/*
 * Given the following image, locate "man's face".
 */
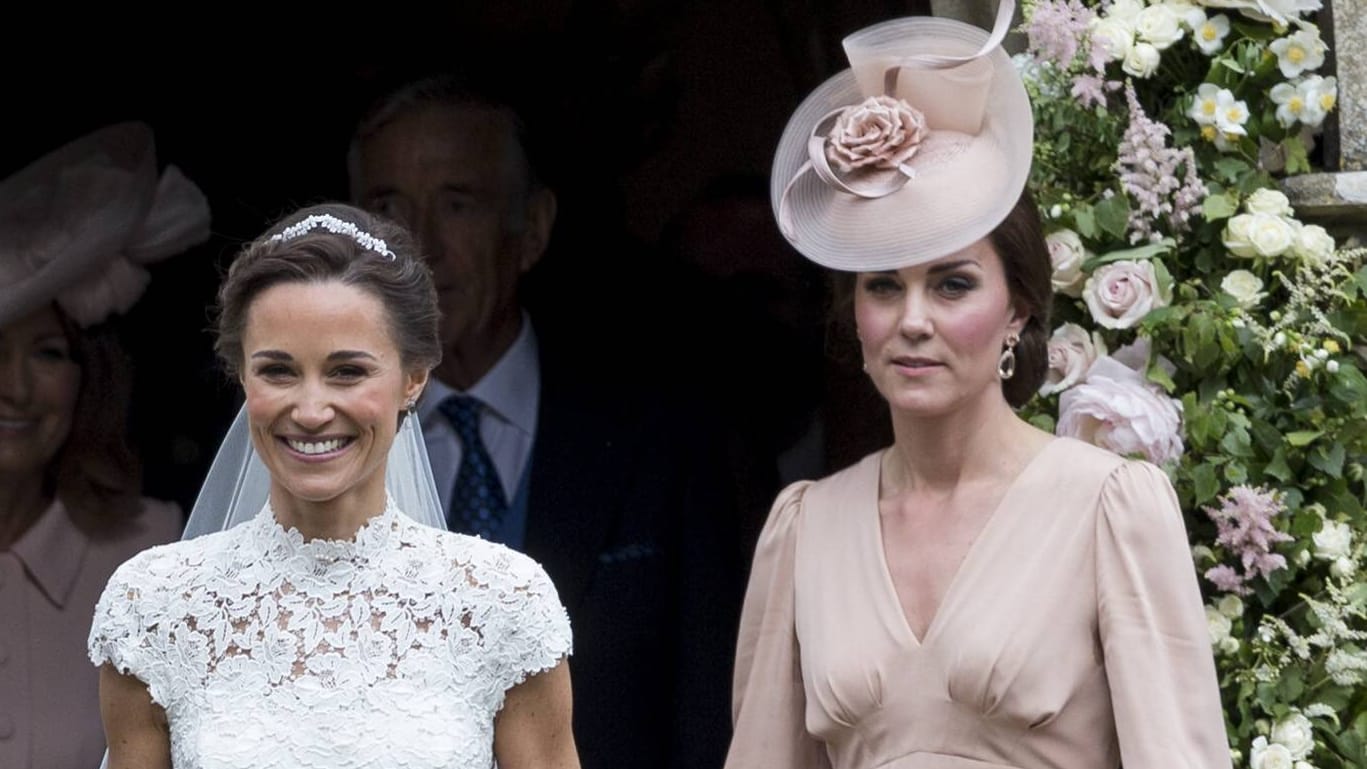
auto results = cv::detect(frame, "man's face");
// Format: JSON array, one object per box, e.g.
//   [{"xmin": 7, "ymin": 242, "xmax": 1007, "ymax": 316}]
[{"xmin": 352, "ymin": 105, "xmax": 538, "ymax": 380}]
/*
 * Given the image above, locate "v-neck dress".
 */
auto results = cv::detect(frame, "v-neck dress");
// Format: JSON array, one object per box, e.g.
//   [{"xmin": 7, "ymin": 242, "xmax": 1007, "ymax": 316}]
[{"xmin": 725, "ymin": 437, "xmax": 1231, "ymax": 769}]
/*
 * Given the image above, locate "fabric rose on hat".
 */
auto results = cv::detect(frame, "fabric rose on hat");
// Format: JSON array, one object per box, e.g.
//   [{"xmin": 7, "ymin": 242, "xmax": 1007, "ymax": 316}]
[
  {"xmin": 826, "ymin": 96, "xmax": 929, "ymax": 173},
  {"xmin": 1056, "ymin": 340, "xmax": 1184, "ymax": 466},
  {"xmin": 1082, "ymin": 258, "xmax": 1168, "ymax": 329}
]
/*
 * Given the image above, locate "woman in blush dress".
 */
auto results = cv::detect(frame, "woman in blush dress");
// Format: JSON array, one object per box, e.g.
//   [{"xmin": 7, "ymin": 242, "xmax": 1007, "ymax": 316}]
[
  {"xmin": 89, "ymin": 202, "xmax": 579, "ymax": 769},
  {"xmin": 724, "ymin": 3, "xmax": 1231, "ymax": 768}
]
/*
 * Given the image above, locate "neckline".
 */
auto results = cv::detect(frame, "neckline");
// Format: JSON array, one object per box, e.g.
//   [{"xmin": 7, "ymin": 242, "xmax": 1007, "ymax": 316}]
[
  {"xmin": 259, "ymin": 496, "xmax": 400, "ymax": 564},
  {"xmin": 870, "ymin": 437, "xmax": 1058, "ymax": 647}
]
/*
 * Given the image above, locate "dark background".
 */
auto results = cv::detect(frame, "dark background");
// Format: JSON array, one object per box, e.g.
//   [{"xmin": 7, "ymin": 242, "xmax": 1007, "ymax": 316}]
[{"xmin": 4, "ymin": 1, "xmax": 931, "ymax": 512}]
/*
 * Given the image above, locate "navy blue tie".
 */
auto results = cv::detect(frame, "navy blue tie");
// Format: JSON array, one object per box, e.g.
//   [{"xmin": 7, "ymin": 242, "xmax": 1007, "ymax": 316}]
[{"xmin": 438, "ymin": 395, "xmax": 508, "ymax": 539}]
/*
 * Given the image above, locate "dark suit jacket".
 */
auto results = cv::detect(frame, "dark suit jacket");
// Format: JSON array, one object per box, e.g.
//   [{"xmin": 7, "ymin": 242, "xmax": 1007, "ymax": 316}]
[{"xmin": 516, "ymin": 344, "xmax": 747, "ymax": 769}]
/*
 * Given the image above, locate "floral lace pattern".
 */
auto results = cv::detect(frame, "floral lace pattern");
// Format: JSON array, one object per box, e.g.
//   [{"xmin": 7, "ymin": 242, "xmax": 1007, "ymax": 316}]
[{"xmin": 88, "ymin": 498, "xmax": 572, "ymax": 769}]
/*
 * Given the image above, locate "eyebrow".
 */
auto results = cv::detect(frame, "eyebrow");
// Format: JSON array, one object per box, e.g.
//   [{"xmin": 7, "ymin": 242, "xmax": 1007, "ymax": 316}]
[
  {"xmin": 249, "ymin": 350, "xmax": 379, "ymax": 362},
  {"xmin": 870, "ymin": 259, "xmax": 981, "ymax": 277}
]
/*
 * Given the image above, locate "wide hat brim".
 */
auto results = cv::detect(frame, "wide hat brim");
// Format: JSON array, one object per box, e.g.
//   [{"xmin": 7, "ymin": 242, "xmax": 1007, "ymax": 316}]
[
  {"xmin": 0, "ymin": 122, "xmax": 159, "ymax": 327},
  {"xmin": 770, "ymin": 16, "xmax": 1033, "ymax": 272}
]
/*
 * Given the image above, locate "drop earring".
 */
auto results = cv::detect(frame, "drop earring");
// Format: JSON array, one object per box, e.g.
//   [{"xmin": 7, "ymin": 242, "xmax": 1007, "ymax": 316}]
[{"xmin": 997, "ymin": 332, "xmax": 1020, "ymax": 380}]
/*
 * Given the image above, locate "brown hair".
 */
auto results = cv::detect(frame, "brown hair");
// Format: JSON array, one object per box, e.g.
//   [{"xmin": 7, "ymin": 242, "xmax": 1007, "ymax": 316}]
[
  {"xmin": 214, "ymin": 202, "xmax": 441, "ymax": 378},
  {"xmin": 51, "ymin": 314, "xmax": 144, "ymax": 534},
  {"xmin": 826, "ymin": 189, "xmax": 1052, "ymax": 408}
]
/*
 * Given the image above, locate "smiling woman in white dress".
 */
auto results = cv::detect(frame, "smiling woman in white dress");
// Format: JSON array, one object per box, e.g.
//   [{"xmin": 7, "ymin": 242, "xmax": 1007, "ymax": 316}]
[{"xmin": 88, "ymin": 202, "xmax": 578, "ymax": 769}]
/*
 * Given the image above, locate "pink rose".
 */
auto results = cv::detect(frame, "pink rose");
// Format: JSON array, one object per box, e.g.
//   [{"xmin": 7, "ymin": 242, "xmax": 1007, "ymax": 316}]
[
  {"xmin": 826, "ymin": 96, "xmax": 929, "ymax": 173},
  {"xmin": 1056, "ymin": 353, "xmax": 1184, "ymax": 466},
  {"xmin": 1082, "ymin": 259, "xmax": 1167, "ymax": 329},
  {"xmin": 1039, "ymin": 323, "xmax": 1107, "ymax": 396}
]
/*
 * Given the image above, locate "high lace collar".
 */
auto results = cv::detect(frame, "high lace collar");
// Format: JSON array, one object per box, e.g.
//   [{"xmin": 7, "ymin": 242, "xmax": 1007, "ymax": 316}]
[{"xmin": 257, "ymin": 495, "xmax": 401, "ymax": 566}]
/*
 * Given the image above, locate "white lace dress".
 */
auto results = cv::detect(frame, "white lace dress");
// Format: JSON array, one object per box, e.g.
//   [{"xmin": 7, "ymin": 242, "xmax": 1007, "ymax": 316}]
[{"xmin": 87, "ymin": 498, "xmax": 572, "ymax": 769}]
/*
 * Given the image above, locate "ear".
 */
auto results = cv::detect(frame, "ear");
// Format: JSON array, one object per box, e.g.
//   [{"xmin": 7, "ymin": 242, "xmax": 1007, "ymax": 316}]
[
  {"xmin": 403, "ymin": 367, "xmax": 430, "ymax": 407},
  {"xmin": 517, "ymin": 187, "xmax": 557, "ymax": 274},
  {"xmin": 1006, "ymin": 297, "xmax": 1030, "ymax": 337}
]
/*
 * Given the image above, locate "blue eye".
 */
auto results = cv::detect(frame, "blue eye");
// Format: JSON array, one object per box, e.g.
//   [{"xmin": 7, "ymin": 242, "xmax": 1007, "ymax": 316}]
[
  {"xmin": 861, "ymin": 276, "xmax": 902, "ymax": 297},
  {"xmin": 938, "ymin": 275, "xmax": 977, "ymax": 296}
]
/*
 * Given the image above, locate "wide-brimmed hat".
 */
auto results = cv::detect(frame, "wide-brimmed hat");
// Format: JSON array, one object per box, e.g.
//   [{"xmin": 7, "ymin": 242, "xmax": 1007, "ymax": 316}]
[
  {"xmin": 771, "ymin": 0, "xmax": 1032, "ymax": 272},
  {"xmin": 0, "ymin": 122, "xmax": 211, "ymax": 328}
]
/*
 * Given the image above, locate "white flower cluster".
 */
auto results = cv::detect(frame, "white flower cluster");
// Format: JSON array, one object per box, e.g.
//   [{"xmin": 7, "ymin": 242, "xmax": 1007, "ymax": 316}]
[
  {"xmin": 1205, "ymin": 594, "xmax": 1244, "ymax": 654},
  {"xmin": 1222, "ymin": 190, "xmax": 1335, "ymax": 264}
]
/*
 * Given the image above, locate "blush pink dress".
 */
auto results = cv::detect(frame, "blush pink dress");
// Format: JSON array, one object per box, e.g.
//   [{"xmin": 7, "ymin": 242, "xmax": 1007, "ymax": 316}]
[{"xmin": 725, "ymin": 437, "xmax": 1232, "ymax": 769}]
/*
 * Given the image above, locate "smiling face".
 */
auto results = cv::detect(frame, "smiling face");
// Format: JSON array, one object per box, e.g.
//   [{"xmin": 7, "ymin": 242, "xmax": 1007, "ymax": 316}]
[
  {"xmin": 240, "ymin": 281, "xmax": 427, "ymax": 514},
  {"xmin": 0, "ymin": 305, "xmax": 81, "ymax": 486},
  {"xmin": 854, "ymin": 238, "xmax": 1025, "ymax": 419}
]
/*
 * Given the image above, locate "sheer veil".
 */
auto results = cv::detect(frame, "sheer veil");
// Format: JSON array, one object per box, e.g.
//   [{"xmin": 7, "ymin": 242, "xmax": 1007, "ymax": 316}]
[
  {"xmin": 182, "ymin": 404, "xmax": 446, "ymax": 536},
  {"xmin": 95, "ymin": 404, "xmax": 444, "ymax": 769}
]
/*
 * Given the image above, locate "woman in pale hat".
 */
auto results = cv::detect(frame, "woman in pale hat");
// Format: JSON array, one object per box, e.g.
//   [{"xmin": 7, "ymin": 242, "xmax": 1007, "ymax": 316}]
[
  {"xmin": 726, "ymin": 3, "xmax": 1230, "ymax": 767},
  {"xmin": 0, "ymin": 122, "xmax": 211, "ymax": 769}
]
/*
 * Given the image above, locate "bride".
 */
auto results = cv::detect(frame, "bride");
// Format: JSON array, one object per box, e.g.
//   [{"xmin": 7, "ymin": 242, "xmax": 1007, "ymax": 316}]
[{"xmin": 88, "ymin": 203, "xmax": 579, "ymax": 769}]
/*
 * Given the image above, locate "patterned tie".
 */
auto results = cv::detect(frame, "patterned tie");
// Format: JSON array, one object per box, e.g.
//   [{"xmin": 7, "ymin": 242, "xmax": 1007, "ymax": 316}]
[{"xmin": 438, "ymin": 395, "xmax": 508, "ymax": 539}]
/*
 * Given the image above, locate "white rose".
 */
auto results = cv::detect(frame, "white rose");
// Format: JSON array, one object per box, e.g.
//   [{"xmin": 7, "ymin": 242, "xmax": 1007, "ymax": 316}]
[
  {"xmin": 1312, "ymin": 519, "xmax": 1352, "ymax": 560},
  {"xmin": 1220, "ymin": 636, "xmax": 1241, "ymax": 655},
  {"xmin": 1221, "ymin": 269, "xmax": 1266, "ymax": 308},
  {"xmin": 1123, "ymin": 41, "xmax": 1163, "ymax": 78},
  {"xmin": 1039, "ymin": 323, "xmax": 1106, "ymax": 396},
  {"xmin": 1056, "ymin": 355, "xmax": 1185, "ymax": 466},
  {"xmin": 1248, "ymin": 213, "xmax": 1295, "ymax": 257},
  {"xmin": 1218, "ymin": 593, "xmax": 1245, "ymax": 618},
  {"xmin": 1083, "ymin": 259, "xmax": 1166, "ymax": 329},
  {"xmin": 1046, "ymin": 228, "xmax": 1090, "ymax": 296},
  {"xmin": 1293, "ymin": 222, "xmax": 1336, "ymax": 265},
  {"xmin": 1206, "ymin": 606, "xmax": 1232, "ymax": 645},
  {"xmin": 1223, "ymin": 213, "xmax": 1258, "ymax": 257},
  {"xmin": 1251, "ymin": 736, "xmax": 1296, "ymax": 769},
  {"xmin": 1137, "ymin": 3, "xmax": 1186, "ymax": 48},
  {"xmin": 1330, "ymin": 557, "xmax": 1357, "ymax": 579},
  {"xmin": 1270, "ymin": 713, "xmax": 1315, "ymax": 760},
  {"xmin": 1091, "ymin": 17, "xmax": 1136, "ymax": 61},
  {"xmin": 1246, "ymin": 188, "xmax": 1295, "ymax": 217}
]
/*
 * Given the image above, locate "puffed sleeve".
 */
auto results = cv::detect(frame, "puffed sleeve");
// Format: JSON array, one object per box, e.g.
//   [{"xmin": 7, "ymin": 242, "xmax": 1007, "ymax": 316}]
[
  {"xmin": 495, "ymin": 550, "xmax": 573, "ymax": 693},
  {"xmin": 725, "ymin": 481, "xmax": 830, "ymax": 769},
  {"xmin": 1096, "ymin": 460, "xmax": 1232, "ymax": 768}
]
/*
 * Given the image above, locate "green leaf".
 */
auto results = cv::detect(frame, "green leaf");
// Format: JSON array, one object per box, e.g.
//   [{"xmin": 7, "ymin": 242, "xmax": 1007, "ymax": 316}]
[
  {"xmin": 1214, "ymin": 157, "xmax": 1251, "ymax": 183},
  {"xmin": 1263, "ymin": 448, "xmax": 1293, "ymax": 482},
  {"xmin": 1284, "ymin": 430, "xmax": 1322, "ymax": 447},
  {"xmin": 1309, "ymin": 442, "xmax": 1346, "ymax": 478},
  {"xmin": 1201, "ymin": 192, "xmax": 1239, "ymax": 221},
  {"xmin": 1283, "ymin": 135, "xmax": 1310, "ymax": 175},
  {"xmin": 1094, "ymin": 194, "xmax": 1131, "ymax": 240},
  {"xmin": 1072, "ymin": 205, "xmax": 1098, "ymax": 240},
  {"xmin": 1084, "ymin": 239, "xmax": 1176, "ymax": 268},
  {"xmin": 1193, "ymin": 462, "xmax": 1221, "ymax": 504}
]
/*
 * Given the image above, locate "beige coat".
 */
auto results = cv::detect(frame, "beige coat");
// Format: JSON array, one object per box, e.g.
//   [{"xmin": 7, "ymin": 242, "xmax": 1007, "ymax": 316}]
[
  {"xmin": 726, "ymin": 437, "xmax": 1231, "ymax": 769},
  {"xmin": 0, "ymin": 497, "xmax": 180, "ymax": 769}
]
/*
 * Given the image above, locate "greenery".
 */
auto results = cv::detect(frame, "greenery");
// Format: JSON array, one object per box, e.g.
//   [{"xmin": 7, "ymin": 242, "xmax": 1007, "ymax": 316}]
[{"xmin": 1020, "ymin": 1, "xmax": 1366, "ymax": 766}]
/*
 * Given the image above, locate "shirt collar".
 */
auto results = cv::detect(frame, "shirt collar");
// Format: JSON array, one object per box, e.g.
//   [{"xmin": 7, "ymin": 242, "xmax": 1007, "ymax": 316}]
[
  {"xmin": 11, "ymin": 498, "xmax": 88, "ymax": 608},
  {"xmin": 420, "ymin": 310, "xmax": 540, "ymax": 436}
]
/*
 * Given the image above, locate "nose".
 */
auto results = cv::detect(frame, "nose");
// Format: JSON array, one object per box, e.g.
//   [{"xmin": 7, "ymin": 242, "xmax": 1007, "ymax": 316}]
[
  {"xmin": 897, "ymin": 292, "xmax": 934, "ymax": 340},
  {"xmin": 290, "ymin": 381, "xmax": 335, "ymax": 429},
  {"xmin": 0, "ymin": 352, "xmax": 32, "ymax": 406}
]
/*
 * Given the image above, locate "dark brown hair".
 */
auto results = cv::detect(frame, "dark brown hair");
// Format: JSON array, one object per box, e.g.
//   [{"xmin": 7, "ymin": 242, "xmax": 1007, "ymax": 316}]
[
  {"xmin": 214, "ymin": 202, "xmax": 442, "ymax": 378},
  {"xmin": 826, "ymin": 188, "xmax": 1052, "ymax": 408},
  {"xmin": 51, "ymin": 313, "xmax": 144, "ymax": 534}
]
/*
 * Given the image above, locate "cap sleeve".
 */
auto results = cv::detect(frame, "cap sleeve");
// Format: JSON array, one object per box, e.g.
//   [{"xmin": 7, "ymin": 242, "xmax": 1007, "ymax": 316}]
[
  {"xmin": 87, "ymin": 550, "xmax": 169, "ymax": 703},
  {"xmin": 1095, "ymin": 460, "xmax": 1232, "ymax": 769},
  {"xmin": 725, "ymin": 480, "xmax": 830, "ymax": 769},
  {"xmin": 491, "ymin": 550, "xmax": 573, "ymax": 694}
]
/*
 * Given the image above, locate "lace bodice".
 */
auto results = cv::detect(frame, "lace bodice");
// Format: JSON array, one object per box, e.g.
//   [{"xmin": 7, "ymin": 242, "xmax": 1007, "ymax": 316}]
[{"xmin": 88, "ymin": 498, "xmax": 572, "ymax": 769}]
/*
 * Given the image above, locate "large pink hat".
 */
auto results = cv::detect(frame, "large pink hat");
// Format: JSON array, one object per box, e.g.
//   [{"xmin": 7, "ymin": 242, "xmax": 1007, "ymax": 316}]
[
  {"xmin": 0, "ymin": 122, "xmax": 211, "ymax": 328},
  {"xmin": 771, "ymin": 0, "xmax": 1033, "ymax": 272}
]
